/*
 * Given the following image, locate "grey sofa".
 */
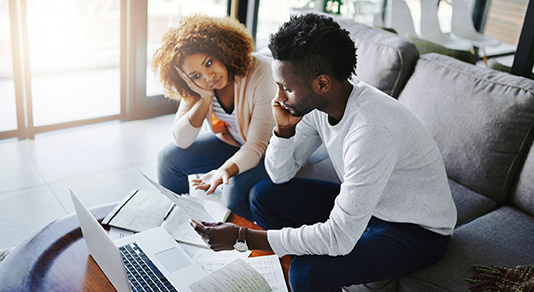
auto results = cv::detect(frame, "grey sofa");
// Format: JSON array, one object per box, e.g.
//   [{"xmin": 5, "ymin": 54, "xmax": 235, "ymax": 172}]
[{"xmin": 296, "ymin": 15, "xmax": 534, "ymax": 291}]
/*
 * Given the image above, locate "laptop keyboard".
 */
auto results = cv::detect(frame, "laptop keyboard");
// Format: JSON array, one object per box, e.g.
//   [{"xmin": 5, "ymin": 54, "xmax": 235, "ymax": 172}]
[{"xmin": 119, "ymin": 242, "xmax": 177, "ymax": 292}]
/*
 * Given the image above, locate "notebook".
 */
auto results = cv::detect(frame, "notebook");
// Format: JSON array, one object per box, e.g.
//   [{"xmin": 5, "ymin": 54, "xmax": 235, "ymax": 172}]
[{"xmin": 70, "ymin": 189, "xmax": 207, "ymax": 292}]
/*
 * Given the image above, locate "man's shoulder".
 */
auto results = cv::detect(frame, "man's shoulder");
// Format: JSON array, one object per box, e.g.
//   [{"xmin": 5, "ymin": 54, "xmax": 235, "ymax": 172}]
[{"xmin": 350, "ymin": 79, "xmax": 397, "ymax": 104}]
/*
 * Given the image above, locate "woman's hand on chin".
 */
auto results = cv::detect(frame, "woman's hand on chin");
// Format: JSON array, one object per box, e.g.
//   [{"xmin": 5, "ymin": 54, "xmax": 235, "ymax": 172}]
[{"xmin": 176, "ymin": 66, "xmax": 214, "ymax": 100}]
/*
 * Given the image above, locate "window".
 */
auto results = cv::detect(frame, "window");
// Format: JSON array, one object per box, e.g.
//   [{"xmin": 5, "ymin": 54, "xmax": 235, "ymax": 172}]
[
  {"xmin": 1, "ymin": 0, "xmax": 230, "ymax": 139},
  {"xmin": 254, "ymin": 0, "xmax": 292, "ymax": 51},
  {"xmin": 484, "ymin": 0, "xmax": 528, "ymax": 45},
  {"xmin": 26, "ymin": 0, "xmax": 121, "ymax": 126},
  {"xmin": 0, "ymin": 0, "xmax": 17, "ymax": 132}
]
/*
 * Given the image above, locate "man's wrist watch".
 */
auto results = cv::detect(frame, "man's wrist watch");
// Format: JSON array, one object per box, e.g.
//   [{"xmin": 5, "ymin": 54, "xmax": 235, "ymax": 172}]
[{"xmin": 233, "ymin": 227, "xmax": 248, "ymax": 252}]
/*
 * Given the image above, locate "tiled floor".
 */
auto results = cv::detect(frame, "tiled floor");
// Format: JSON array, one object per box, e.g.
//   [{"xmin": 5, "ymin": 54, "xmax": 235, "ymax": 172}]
[{"xmin": 0, "ymin": 114, "xmax": 175, "ymax": 250}]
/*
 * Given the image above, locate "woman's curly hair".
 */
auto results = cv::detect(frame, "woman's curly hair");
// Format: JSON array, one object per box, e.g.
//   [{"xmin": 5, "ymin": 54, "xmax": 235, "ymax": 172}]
[{"xmin": 152, "ymin": 14, "xmax": 255, "ymax": 100}]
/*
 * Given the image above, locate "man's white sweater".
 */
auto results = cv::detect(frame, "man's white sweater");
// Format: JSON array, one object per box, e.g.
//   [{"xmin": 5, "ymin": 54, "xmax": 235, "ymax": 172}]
[{"xmin": 265, "ymin": 79, "xmax": 457, "ymax": 257}]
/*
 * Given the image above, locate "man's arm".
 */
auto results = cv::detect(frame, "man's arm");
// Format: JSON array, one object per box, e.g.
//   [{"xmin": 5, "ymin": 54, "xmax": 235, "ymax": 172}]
[
  {"xmin": 266, "ymin": 100, "xmax": 322, "ymax": 183},
  {"xmin": 267, "ymin": 127, "xmax": 398, "ymax": 256}
]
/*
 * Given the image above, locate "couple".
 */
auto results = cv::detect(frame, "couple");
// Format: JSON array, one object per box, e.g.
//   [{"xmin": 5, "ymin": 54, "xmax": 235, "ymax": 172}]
[{"xmin": 152, "ymin": 13, "xmax": 457, "ymax": 292}]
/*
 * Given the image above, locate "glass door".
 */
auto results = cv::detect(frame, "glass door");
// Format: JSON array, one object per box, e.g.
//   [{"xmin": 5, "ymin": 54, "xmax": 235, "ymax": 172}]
[
  {"xmin": 26, "ymin": 0, "xmax": 121, "ymax": 127},
  {"xmin": 0, "ymin": 0, "xmax": 232, "ymax": 140},
  {"xmin": 0, "ymin": 0, "xmax": 18, "ymax": 136}
]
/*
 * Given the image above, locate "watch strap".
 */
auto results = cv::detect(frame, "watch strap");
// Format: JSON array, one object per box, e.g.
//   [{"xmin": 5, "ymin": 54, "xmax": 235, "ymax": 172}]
[{"xmin": 237, "ymin": 227, "xmax": 248, "ymax": 243}]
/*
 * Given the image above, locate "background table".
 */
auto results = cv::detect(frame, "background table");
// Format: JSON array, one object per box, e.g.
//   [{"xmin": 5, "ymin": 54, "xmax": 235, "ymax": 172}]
[{"xmin": 0, "ymin": 203, "xmax": 291, "ymax": 291}]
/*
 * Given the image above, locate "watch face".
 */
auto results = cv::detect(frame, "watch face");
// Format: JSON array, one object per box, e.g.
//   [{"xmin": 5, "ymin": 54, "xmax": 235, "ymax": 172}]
[{"xmin": 234, "ymin": 241, "xmax": 248, "ymax": 252}]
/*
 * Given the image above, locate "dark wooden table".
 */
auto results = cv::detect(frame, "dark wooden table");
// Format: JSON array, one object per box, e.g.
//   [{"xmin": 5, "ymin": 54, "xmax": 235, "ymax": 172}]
[{"xmin": 0, "ymin": 203, "xmax": 291, "ymax": 292}]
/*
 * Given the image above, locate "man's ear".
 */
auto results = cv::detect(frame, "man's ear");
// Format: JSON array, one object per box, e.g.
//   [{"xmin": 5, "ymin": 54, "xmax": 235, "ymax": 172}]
[{"xmin": 312, "ymin": 74, "xmax": 331, "ymax": 94}]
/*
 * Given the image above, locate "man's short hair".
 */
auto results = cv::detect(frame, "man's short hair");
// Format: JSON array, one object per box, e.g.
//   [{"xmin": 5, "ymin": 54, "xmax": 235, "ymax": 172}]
[{"xmin": 268, "ymin": 13, "xmax": 357, "ymax": 82}]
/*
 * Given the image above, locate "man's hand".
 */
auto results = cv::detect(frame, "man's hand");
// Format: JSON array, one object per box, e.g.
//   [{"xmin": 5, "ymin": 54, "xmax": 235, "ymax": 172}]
[
  {"xmin": 191, "ymin": 168, "xmax": 230, "ymax": 195},
  {"xmin": 190, "ymin": 220, "xmax": 239, "ymax": 251},
  {"xmin": 272, "ymin": 99, "xmax": 303, "ymax": 138}
]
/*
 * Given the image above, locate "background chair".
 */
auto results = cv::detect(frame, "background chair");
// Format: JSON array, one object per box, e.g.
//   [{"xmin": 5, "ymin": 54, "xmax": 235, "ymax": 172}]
[
  {"xmin": 420, "ymin": 0, "xmax": 473, "ymax": 50},
  {"xmin": 389, "ymin": 0, "xmax": 419, "ymax": 39},
  {"xmin": 451, "ymin": 0, "xmax": 500, "ymax": 47},
  {"xmin": 386, "ymin": 0, "xmax": 476, "ymax": 64}
]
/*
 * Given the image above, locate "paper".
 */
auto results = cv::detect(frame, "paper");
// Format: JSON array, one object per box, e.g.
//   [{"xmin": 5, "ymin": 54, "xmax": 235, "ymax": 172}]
[
  {"xmin": 103, "ymin": 190, "xmax": 171, "ymax": 232},
  {"xmin": 162, "ymin": 205, "xmax": 209, "ymax": 248},
  {"xmin": 246, "ymin": 256, "xmax": 288, "ymax": 292},
  {"xmin": 103, "ymin": 186, "xmax": 230, "ymax": 247},
  {"xmin": 178, "ymin": 242, "xmax": 252, "ymax": 273},
  {"xmin": 140, "ymin": 171, "xmax": 217, "ymax": 222},
  {"xmin": 195, "ymin": 255, "xmax": 288, "ymax": 292},
  {"xmin": 180, "ymin": 244, "xmax": 287, "ymax": 292},
  {"xmin": 139, "ymin": 171, "xmax": 185, "ymax": 201},
  {"xmin": 190, "ymin": 259, "xmax": 272, "ymax": 292}
]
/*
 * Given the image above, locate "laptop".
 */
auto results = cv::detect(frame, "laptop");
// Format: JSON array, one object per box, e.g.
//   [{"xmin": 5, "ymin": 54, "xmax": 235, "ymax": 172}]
[{"xmin": 70, "ymin": 189, "xmax": 207, "ymax": 292}]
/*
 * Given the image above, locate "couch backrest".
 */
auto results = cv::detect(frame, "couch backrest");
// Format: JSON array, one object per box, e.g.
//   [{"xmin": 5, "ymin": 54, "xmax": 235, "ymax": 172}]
[
  {"xmin": 511, "ymin": 140, "xmax": 534, "ymax": 216},
  {"xmin": 398, "ymin": 53, "xmax": 534, "ymax": 203},
  {"xmin": 327, "ymin": 15, "xmax": 419, "ymax": 98}
]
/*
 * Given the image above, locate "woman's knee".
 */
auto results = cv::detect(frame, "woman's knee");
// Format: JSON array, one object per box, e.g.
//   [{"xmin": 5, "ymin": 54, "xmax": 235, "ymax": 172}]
[
  {"xmin": 158, "ymin": 143, "xmax": 182, "ymax": 171},
  {"xmin": 219, "ymin": 182, "xmax": 251, "ymax": 218}
]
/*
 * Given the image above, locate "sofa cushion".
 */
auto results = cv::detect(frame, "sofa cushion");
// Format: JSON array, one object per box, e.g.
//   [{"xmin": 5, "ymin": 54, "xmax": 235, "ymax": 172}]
[
  {"xmin": 399, "ymin": 206, "xmax": 534, "ymax": 291},
  {"xmin": 448, "ymin": 179, "xmax": 497, "ymax": 227},
  {"xmin": 398, "ymin": 53, "xmax": 534, "ymax": 203},
  {"xmin": 511, "ymin": 141, "xmax": 534, "ymax": 216},
  {"xmin": 329, "ymin": 15, "xmax": 419, "ymax": 98}
]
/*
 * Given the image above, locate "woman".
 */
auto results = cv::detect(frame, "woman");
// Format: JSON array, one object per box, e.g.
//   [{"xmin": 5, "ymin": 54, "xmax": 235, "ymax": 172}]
[{"xmin": 152, "ymin": 14, "xmax": 275, "ymax": 221}]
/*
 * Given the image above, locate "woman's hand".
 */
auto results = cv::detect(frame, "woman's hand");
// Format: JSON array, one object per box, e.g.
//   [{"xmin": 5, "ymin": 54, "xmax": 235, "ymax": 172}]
[
  {"xmin": 190, "ymin": 220, "xmax": 239, "ymax": 251},
  {"xmin": 176, "ymin": 67, "xmax": 213, "ymax": 100},
  {"xmin": 191, "ymin": 168, "xmax": 231, "ymax": 195}
]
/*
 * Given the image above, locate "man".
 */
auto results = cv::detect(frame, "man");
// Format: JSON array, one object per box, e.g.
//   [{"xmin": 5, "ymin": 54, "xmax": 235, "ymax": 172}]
[{"xmin": 192, "ymin": 13, "xmax": 457, "ymax": 291}]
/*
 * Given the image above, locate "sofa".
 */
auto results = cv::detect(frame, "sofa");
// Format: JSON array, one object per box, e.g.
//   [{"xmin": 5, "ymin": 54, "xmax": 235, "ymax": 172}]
[{"xmin": 295, "ymin": 14, "xmax": 534, "ymax": 291}]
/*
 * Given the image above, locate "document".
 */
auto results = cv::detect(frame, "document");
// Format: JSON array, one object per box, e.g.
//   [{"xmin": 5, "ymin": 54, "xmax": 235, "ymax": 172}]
[
  {"xmin": 246, "ymin": 256, "xmax": 288, "ymax": 292},
  {"xmin": 179, "ymin": 242, "xmax": 252, "ymax": 267},
  {"xmin": 190, "ymin": 259, "xmax": 272, "ymax": 292},
  {"xmin": 140, "ymin": 172, "xmax": 215, "ymax": 222},
  {"xmin": 103, "ymin": 188, "xmax": 230, "ymax": 248},
  {"xmin": 179, "ymin": 243, "xmax": 287, "ymax": 292}
]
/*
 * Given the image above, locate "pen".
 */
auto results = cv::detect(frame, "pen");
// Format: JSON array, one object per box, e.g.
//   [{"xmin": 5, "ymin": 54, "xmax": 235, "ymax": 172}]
[{"xmin": 162, "ymin": 204, "xmax": 176, "ymax": 221}]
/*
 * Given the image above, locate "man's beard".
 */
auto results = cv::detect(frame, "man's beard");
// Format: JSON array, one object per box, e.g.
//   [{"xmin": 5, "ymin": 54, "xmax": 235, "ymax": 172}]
[{"xmin": 286, "ymin": 93, "xmax": 322, "ymax": 117}]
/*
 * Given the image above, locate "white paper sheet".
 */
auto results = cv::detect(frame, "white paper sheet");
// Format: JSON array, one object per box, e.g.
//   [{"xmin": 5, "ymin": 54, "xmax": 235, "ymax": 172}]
[
  {"xmin": 246, "ymin": 255, "xmax": 288, "ymax": 292},
  {"xmin": 190, "ymin": 259, "xmax": 272, "ymax": 292},
  {"xmin": 141, "ymin": 171, "xmax": 217, "ymax": 222}
]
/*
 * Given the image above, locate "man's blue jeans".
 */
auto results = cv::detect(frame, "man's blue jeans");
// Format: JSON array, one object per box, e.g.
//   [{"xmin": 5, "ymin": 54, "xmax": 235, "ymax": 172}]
[
  {"xmin": 158, "ymin": 132, "xmax": 268, "ymax": 221},
  {"xmin": 250, "ymin": 178, "xmax": 450, "ymax": 292}
]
